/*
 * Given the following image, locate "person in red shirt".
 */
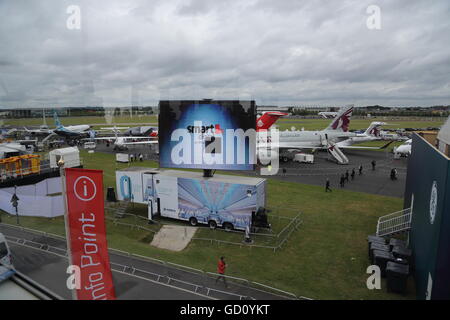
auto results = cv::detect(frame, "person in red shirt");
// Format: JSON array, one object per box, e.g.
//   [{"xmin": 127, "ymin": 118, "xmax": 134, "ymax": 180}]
[{"xmin": 215, "ymin": 256, "xmax": 228, "ymax": 288}]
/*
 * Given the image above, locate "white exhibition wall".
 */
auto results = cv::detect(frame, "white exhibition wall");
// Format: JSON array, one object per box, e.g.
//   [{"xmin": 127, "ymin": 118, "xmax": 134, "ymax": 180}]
[{"xmin": 0, "ymin": 177, "xmax": 64, "ymax": 217}]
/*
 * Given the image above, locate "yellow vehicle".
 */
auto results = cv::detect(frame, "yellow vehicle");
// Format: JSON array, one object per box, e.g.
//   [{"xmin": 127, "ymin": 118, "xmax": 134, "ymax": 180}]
[{"xmin": 0, "ymin": 154, "xmax": 40, "ymax": 178}]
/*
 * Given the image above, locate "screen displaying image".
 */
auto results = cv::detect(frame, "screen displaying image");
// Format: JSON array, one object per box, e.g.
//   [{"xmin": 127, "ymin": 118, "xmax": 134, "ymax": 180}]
[{"xmin": 158, "ymin": 100, "xmax": 256, "ymax": 170}]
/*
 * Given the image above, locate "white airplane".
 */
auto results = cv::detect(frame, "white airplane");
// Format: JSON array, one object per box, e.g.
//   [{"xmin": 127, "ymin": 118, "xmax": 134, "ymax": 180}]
[
  {"xmin": 22, "ymin": 125, "xmax": 53, "ymax": 136},
  {"xmin": 19, "ymin": 111, "xmax": 53, "ymax": 136},
  {"xmin": 83, "ymin": 134, "xmax": 158, "ymax": 151},
  {"xmin": 393, "ymin": 139, "xmax": 412, "ymax": 157},
  {"xmin": 318, "ymin": 111, "xmax": 338, "ymax": 119},
  {"xmin": 112, "ymin": 136, "xmax": 158, "ymax": 150},
  {"xmin": 98, "ymin": 126, "xmax": 130, "ymax": 134},
  {"xmin": 52, "ymin": 111, "xmax": 92, "ymax": 138},
  {"xmin": 335, "ymin": 122, "xmax": 394, "ymax": 148},
  {"xmin": 259, "ymin": 105, "xmax": 393, "ymax": 164}
]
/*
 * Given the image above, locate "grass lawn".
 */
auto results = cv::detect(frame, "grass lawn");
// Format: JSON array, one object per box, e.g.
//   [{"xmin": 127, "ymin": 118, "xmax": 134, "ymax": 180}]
[
  {"xmin": 4, "ymin": 115, "xmax": 443, "ymax": 132},
  {"xmin": 0, "ymin": 150, "xmax": 414, "ymax": 299},
  {"xmin": 3, "ymin": 115, "xmax": 158, "ymax": 127},
  {"xmin": 276, "ymin": 118, "xmax": 444, "ymax": 131}
]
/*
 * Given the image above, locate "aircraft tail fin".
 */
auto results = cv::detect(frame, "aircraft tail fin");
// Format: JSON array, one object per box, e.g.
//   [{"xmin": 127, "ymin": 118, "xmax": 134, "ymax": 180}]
[
  {"xmin": 364, "ymin": 122, "xmax": 386, "ymax": 137},
  {"xmin": 53, "ymin": 110, "xmax": 62, "ymax": 128},
  {"xmin": 256, "ymin": 111, "xmax": 288, "ymax": 130},
  {"xmin": 324, "ymin": 105, "xmax": 354, "ymax": 132}
]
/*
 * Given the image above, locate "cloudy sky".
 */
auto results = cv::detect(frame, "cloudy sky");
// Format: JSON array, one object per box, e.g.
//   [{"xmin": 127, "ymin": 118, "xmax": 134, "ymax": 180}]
[{"xmin": 0, "ymin": 0, "xmax": 449, "ymax": 108}]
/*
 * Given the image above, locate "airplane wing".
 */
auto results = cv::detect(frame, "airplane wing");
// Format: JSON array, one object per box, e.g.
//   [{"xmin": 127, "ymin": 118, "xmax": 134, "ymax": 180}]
[
  {"xmin": 99, "ymin": 127, "xmax": 130, "ymax": 132},
  {"xmin": 119, "ymin": 140, "xmax": 158, "ymax": 145},
  {"xmin": 337, "ymin": 141, "xmax": 394, "ymax": 150},
  {"xmin": 259, "ymin": 143, "xmax": 322, "ymax": 150},
  {"xmin": 81, "ymin": 137, "xmax": 116, "ymax": 141}
]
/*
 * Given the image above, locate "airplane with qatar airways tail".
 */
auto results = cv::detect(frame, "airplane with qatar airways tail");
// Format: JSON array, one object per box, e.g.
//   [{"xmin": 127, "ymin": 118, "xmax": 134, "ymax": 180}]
[{"xmin": 257, "ymin": 105, "xmax": 394, "ymax": 164}]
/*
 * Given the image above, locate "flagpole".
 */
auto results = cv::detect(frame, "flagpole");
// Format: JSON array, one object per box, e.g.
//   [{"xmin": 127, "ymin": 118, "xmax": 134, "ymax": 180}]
[{"xmin": 60, "ymin": 159, "xmax": 77, "ymax": 300}]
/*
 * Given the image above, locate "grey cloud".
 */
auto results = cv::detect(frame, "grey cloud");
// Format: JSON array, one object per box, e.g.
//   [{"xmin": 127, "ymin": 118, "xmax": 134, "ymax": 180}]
[{"xmin": 0, "ymin": 0, "xmax": 449, "ymax": 108}]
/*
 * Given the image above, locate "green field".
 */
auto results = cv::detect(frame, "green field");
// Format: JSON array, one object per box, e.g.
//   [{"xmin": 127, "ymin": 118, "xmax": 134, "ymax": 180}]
[
  {"xmin": 2, "ymin": 115, "xmax": 158, "ymax": 127},
  {"xmin": 276, "ymin": 117, "xmax": 444, "ymax": 131},
  {"xmin": 0, "ymin": 150, "xmax": 415, "ymax": 299},
  {"xmin": 3, "ymin": 115, "xmax": 444, "ymax": 132}
]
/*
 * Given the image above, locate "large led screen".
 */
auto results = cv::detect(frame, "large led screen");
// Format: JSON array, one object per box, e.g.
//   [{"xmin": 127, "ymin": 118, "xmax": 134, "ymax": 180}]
[{"xmin": 158, "ymin": 100, "xmax": 256, "ymax": 170}]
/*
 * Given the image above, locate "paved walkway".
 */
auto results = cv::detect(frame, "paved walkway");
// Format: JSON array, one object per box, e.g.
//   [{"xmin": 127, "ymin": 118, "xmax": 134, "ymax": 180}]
[
  {"xmin": 0, "ymin": 224, "xmax": 297, "ymax": 300},
  {"xmin": 151, "ymin": 225, "xmax": 197, "ymax": 251}
]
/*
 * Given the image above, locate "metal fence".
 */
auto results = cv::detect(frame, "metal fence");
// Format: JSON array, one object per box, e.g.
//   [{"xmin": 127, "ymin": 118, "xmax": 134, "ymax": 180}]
[
  {"xmin": 0, "ymin": 222, "xmax": 311, "ymax": 300},
  {"xmin": 104, "ymin": 206, "xmax": 303, "ymax": 252},
  {"xmin": 376, "ymin": 207, "xmax": 412, "ymax": 237}
]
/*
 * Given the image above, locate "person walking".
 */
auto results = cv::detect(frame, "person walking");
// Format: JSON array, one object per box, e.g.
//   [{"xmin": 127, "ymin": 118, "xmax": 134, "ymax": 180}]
[
  {"xmin": 371, "ymin": 160, "xmax": 376, "ymax": 171},
  {"xmin": 139, "ymin": 153, "xmax": 144, "ymax": 162},
  {"xmin": 215, "ymin": 256, "xmax": 228, "ymax": 288},
  {"xmin": 390, "ymin": 168, "xmax": 398, "ymax": 180},
  {"xmin": 340, "ymin": 174, "xmax": 345, "ymax": 188},
  {"xmin": 325, "ymin": 178, "xmax": 332, "ymax": 192},
  {"xmin": 345, "ymin": 170, "xmax": 349, "ymax": 183},
  {"xmin": 351, "ymin": 168, "xmax": 355, "ymax": 180},
  {"xmin": 358, "ymin": 164, "xmax": 363, "ymax": 175}
]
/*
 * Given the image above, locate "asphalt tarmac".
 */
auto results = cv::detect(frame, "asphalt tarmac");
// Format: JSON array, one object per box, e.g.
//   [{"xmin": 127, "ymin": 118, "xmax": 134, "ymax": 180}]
[{"xmin": 249, "ymin": 149, "xmax": 409, "ymax": 198}]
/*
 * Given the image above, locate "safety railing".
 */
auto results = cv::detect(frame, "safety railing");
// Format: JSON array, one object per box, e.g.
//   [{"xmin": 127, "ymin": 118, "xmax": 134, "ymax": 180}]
[
  {"xmin": 104, "ymin": 205, "xmax": 303, "ymax": 252},
  {"xmin": 376, "ymin": 208, "xmax": 412, "ymax": 237}
]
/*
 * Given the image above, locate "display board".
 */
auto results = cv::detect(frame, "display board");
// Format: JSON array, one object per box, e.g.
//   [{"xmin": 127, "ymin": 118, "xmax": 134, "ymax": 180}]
[{"xmin": 158, "ymin": 100, "xmax": 256, "ymax": 170}]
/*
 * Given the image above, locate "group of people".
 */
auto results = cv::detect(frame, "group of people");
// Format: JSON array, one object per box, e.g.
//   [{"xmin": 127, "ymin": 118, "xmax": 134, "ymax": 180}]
[
  {"xmin": 325, "ymin": 160, "xmax": 399, "ymax": 192},
  {"xmin": 129, "ymin": 153, "xmax": 144, "ymax": 162},
  {"xmin": 326, "ymin": 163, "xmax": 367, "ymax": 192}
]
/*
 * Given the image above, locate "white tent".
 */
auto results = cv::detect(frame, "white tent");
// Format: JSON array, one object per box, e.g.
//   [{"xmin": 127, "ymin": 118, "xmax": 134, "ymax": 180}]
[{"xmin": 49, "ymin": 147, "xmax": 80, "ymax": 168}]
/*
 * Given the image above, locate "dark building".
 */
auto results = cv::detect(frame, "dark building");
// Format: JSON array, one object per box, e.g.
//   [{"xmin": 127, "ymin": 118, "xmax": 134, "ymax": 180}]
[{"xmin": 403, "ymin": 122, "xmax": 450, "ymax": 299}]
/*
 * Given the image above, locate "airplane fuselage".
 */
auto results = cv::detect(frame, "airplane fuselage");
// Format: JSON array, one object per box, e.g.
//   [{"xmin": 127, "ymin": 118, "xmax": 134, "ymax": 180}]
[
  {"xmin": 54, "ymin": 125, "xmax": 91, "ymax": 138},
  {"xmin": 258, "ymin": 130, "xmax": 356, "ymax": 149}
]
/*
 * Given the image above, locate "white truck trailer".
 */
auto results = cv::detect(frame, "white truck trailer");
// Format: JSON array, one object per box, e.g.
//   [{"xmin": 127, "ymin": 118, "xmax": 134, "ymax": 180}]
[{"xmin": 115, "ymin": 168, "xmax": 269, "ymax": 231}]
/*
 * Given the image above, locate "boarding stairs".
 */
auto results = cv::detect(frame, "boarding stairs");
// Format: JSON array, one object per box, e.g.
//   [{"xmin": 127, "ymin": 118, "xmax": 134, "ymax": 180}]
[
  {"xmin": 326, "ymin": 142, "xmax": 349, "ymax": 165},
  {"xmin": 376, "ymin": 208, "xmax": 412, "ymax": 237}
]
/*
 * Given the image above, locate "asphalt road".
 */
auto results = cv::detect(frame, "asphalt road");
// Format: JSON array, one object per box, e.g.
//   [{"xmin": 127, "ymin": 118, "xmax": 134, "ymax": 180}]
[
  {"xmin": 0, "ymin": 225, "xmax": 292, "ymax": 300},
  {"xmin": 8, "ymin": 243, "xmax": 209, "ymax": 300}
]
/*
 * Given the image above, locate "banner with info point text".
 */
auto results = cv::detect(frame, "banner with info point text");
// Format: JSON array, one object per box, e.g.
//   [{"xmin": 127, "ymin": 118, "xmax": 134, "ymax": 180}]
[{"xmin": 63, "ymin": 168, "xmax": 116, "ymax": 300}]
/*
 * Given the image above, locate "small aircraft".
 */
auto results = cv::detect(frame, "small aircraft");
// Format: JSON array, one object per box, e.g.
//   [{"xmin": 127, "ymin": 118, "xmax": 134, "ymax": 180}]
[
  {"xmin": 123, "ymin": 126, "xmax": 159, "ymax": 137},
  {"xmin": 83, "ymin": 132, "xmax": 158, "ymax": 151},
  {"xmin": 22, "ymin": 125, "xmax": 53, "ymax": 136},
  {"xmin": 98, "ymin": 125, "xmax": 131, "ymax": 135},
  {"xmin": 335, "ymin": 122, "xmax": 395, "ymax": 148}
]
